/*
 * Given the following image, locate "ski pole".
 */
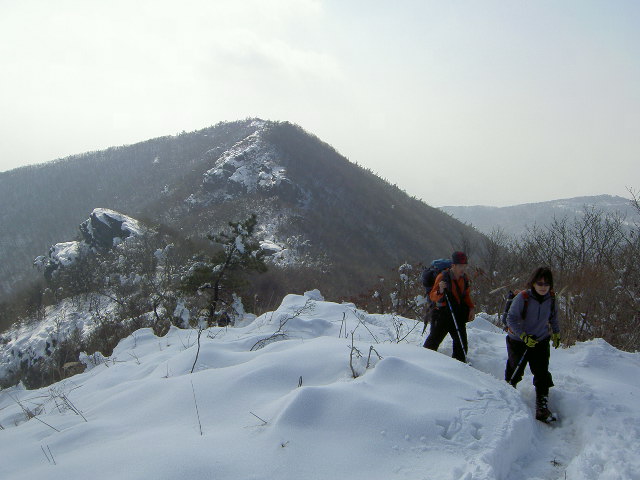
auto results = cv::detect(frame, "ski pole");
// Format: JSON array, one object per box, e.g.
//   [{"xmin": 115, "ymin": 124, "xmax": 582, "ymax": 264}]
[{"xmin": 444, "ymin": 289, "xmax": 467, "ymax": 363}]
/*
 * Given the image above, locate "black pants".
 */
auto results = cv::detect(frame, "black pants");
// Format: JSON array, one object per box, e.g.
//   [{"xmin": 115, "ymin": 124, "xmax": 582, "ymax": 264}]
[
  {"xmin": 505, "ymin": 336, "xmax": 554, "ymax": 395},
  {"xmin": 423, "ymin": 308, "xmax": 468, "ymax": 362}
]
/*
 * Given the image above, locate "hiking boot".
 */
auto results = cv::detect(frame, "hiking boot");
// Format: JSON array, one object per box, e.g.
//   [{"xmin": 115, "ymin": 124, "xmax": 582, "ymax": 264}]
[{"xmin": 535, "ymin": 394, "xmax": 553, "ymax": 422}]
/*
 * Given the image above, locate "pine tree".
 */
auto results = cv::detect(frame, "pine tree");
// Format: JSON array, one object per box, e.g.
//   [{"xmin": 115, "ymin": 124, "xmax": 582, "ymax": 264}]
[{"xmin": 181, "ymin": 214, "xmax": 267, "ymax": 326}]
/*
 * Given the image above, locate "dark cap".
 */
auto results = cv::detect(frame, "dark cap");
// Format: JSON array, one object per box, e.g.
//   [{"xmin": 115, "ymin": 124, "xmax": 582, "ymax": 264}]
[{"xmin": 452, "ymin": 251, "xmax": 468, "ymax": 265}]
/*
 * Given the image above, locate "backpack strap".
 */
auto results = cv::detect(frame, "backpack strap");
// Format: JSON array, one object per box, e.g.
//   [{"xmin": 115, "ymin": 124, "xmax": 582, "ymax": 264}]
[
  {"xmin": 521, "ymin": 290, "xmax": 556, "ymax": 321},
  {"xmin": 439, "ymin": 269, "xmax": 469, "ymax": 306},
  {"xmin": 433, "ymin": 270, "xmax": 450, "ymax": 308},
  {"xmin": 521, "ymin": 291, "xmax": 529, "ymax": 319}
]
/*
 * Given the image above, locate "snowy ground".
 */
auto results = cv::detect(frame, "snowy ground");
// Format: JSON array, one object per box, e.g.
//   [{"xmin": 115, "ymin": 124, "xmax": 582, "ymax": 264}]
[{"xmin": 1, "ymin": 291, "xmax": 639, "ymax": 480}]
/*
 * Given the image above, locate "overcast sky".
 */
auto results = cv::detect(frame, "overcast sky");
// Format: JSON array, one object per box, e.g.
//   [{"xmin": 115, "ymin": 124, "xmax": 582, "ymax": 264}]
[{"xmin": 1, "ymin": 0, "xmax": 638, "ymax": 206}]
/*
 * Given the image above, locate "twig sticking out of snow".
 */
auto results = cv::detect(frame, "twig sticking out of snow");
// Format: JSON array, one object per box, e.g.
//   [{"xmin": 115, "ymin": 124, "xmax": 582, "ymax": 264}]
[
  {"xmin": 41, "ymin": 445, "xmax": 57, "ymax": 465},
  {"xmin": 349, "ymin": 332, "xmax": 363, "ymax": 378},
  {"xmin": 49, "ymin": 385, "xmax": 87, "ymax": 422},
  {"xmin": 7, "ymin": 392, "xmax": 60, "ymax": 431},
  {"xmin": 250, "ymin": 411, "xmax": 268, "ymax": 425},
  {"xmin": 250, "ymin": 332, "xmax": 288, "ymax": 351},
  {"xmin": 366, "ymin": 346, "xmax": 383, "ymax": 369},
  {"xmin": 191, "ymin": 380, "xmax": 203, "ymax": 436},
  {"xmin": 190, "ymin": 324, "xmax": 205, "ymax": 374},
  {"xmin": 250, "ymin": 299, "xmax": 315, "ymax": 351},
  {"xmin": 350, "ymin": 309, "xmax": 379, "ymax": 343}
]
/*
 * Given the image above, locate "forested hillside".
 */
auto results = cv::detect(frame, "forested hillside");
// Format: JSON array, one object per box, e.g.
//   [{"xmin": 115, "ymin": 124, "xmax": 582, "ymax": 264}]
[{"xmin": 0, "ymin": 119, "xmax": 483, "ymax": 322}]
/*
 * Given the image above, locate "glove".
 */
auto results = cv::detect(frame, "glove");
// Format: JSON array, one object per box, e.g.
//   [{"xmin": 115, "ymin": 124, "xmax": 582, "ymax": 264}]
[
  {"xmin": 552, "ymin": 332, "xmax": 561, "ymax": 349},
  {"xmin": 520, "ymin": 333, "xmax": 538, "ymax": 348}
]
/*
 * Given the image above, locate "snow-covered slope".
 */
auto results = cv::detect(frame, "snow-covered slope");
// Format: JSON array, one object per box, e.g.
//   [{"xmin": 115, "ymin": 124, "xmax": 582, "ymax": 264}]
[{"xmin": 1, "ymin": 293, "xmax": 638, "ymax": 479}]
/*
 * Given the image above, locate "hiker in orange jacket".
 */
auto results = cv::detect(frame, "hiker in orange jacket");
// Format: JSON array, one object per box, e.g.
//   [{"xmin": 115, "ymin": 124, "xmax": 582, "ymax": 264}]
[{"xmin": 423, "ymin": 251, "xmax": 475, "ymax": 362}]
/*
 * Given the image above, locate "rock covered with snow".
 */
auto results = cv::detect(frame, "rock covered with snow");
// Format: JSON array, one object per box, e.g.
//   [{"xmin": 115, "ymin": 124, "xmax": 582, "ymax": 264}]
[
  {"xmin": 259, "ymin": 240, "xmax": 284, "ymax": 255},
  {"xmin": 187, "ymin": 123, "xmax": 303, "ymax": 206},
  {"xmin": 203, "ymin": 131, "xmax": 287, "ymax": 192},
  {"xmin": 34, "ymin": 208, "xmax": 144, "ymax": 278},
  {"xmin": 33, "ymin": 241, "xmax": 91, "ymax": 279},
  {"xmin": 79, "ymin": 208, "xmax": 144, "ymax": 250}
]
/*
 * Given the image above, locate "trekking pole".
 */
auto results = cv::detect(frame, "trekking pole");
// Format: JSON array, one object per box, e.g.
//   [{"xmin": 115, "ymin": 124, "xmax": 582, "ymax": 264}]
[
  {"xmin": 508, "ymin": 349, "xmax": 527, "ymax": 384},
  {"xmin": 443, "ymin": 289, "xmax": 468, "ymax": 363},
  {"xmin": 508, "ymin": 333, "xmax": 538, "ymax": 384}
]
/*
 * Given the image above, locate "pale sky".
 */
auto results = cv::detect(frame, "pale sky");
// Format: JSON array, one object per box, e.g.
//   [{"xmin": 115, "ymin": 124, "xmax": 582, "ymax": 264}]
[{"xmin": 1, "ymin": 0, "xmax": 638, "ymax": 206}]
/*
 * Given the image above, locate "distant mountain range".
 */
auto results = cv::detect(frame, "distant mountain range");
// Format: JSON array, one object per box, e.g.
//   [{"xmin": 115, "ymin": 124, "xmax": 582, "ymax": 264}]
[
  {"xmin": 440, "ymin": 195, "xmax": 636, "ymax": 237},
  {"xmin": 0, "ymin": 119, "xmax": 484, "ymax": 303}
]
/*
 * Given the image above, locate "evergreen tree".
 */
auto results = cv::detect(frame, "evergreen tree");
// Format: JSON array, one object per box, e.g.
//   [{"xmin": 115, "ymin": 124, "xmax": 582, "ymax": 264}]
[{"xmin": 181, "ymin": 214, "xmax": 267, "ymax": 326}]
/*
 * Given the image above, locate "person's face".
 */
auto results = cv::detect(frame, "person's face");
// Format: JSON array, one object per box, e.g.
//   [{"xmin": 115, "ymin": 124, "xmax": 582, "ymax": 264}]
[
  {"xmin": 451, "ymin": 263, "xmax": 468, "ymax": 277},
  {"xmin": 533, "ymin": 278, "xmax": 551, "ymax": 296}
]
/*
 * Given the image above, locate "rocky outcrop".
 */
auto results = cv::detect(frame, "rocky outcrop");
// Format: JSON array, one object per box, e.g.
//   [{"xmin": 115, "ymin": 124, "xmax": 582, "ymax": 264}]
[
  {"xmin": 187, "ymin": 124, "xmax": 303, "ymax": 207},
  {"xmin": 79, "ymin": 208, "xmax": 143, "ymax": 250},
  {"xmin": 34, "ymin": 209, "xmax": 144, "ymax": 279}
]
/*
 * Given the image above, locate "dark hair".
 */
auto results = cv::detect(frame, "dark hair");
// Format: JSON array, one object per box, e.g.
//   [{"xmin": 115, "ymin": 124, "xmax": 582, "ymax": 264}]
[{"xmin": 527, "ymin": 267, "xmax": 554, "ymax": 290}]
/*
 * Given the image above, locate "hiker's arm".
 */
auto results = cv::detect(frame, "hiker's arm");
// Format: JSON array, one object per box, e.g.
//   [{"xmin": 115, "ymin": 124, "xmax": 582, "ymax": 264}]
[
  {"xmin": 463, "ymin": 280, "xmax": 475, "ymax": 321},
  {"xmin": 467, "ymin": 307, "xmax": 475, "ymax": 322},
  {"xmin": 429, "ymin": 273, "xmax": 445, "ymax": 304},
  {"xmin": 463, "ymin": 281, "xmax": 475, "ymax": 310}
]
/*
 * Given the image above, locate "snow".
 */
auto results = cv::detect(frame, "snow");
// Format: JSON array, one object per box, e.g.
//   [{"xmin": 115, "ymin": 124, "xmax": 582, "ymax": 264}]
[
  {"xmin": 0, "ymin": 297, "xmax": 119, "ymax": 370},
  {"xmin": 203, "ymin": 131, "xmax": 289, "ymax": 194},
  {"xmin": 1, "ymin": 294, "xmax": 639, "ymax": 479},
  {"xmin": 91, "ymin": 208, "xmax": 144, "ymax": 238},
  {"xmin": 260, "ymin": 239, "xmax": 284, "ymax": 254},
  {"xmin": 38, "ymin": 240, "xmax": 89, "ymax": 268},
  {"xmin": 234, "ymin": 234, "xmax": 246, "ymax": 254}
]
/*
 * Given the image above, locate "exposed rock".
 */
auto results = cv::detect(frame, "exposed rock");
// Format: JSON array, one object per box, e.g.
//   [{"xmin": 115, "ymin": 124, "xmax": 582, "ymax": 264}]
[
  {"xmin": 34, "ymin": 208, "xmax": 144, "ymax": 279},
  {"xmin": 34, "ymin": 241, "xmax": 90, "ymax": 280},
  {"xmin": 79, "ymin": 208, "xmax": 143, "ymax": 250},
  {"xmin": 190, "ymin": 126, "xmax": 303, "ymax": 206}
]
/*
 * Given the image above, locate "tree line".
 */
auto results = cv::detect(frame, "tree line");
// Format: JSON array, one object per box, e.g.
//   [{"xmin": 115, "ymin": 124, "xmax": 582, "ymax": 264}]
[
  {"xmin": 354, "ymin": 194, "xmax": 640, "ymax": 353},
  {"xmin": 2, "ymin": 195, "xmax": 638, "ymax": 389}
]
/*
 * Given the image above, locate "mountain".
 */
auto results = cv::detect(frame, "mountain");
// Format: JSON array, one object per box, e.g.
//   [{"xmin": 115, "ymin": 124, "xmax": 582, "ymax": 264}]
[
  {"xmin": 440, "ymin": 194, "xmax": 635, "ymax": 237},
  {"xmin": 0, "ymin": 119, "xmax": 484, "ymax": 303},
  {"xmin": 1, "ymin": 293, "xmax": 638, "ymax": 479}
]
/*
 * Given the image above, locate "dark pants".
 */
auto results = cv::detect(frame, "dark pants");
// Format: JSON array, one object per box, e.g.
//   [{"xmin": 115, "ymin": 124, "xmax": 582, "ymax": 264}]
[
  {"xmin": 423, "ymin": 307, "xmax": 468, "ymax": 362},
  {"xmin": 505, "ymin": 336, "xmax": 554, "ymax": 395}
]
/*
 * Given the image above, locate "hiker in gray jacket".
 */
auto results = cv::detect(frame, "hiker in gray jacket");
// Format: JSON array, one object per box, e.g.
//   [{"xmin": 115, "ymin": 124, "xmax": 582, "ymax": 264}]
[{"xmin": 505, "ymin": 266, "xmax": 561, "ymax": 422}]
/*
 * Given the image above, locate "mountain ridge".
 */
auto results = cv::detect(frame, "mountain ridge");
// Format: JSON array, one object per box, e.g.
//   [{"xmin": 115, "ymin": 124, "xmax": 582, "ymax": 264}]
[
  {"xmin": 440, "ymin": 194, "xmax": 634, "ymax": 236},
  {"xmin": 0, "ymin": 119, "xmax": 483, "ymax": 304}
]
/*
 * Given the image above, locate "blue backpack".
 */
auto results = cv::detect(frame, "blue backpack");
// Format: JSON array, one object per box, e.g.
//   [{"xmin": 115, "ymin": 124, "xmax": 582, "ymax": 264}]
[{"xmin": 421, "ymin": 258, "xmax": 453, "ymax": 299}]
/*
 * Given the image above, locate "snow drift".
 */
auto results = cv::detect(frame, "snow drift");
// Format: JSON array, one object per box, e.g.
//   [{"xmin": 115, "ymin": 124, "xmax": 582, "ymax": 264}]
[{"xmin": 1, "ymin": 293, "xmax": 639, "ymax": 479}]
